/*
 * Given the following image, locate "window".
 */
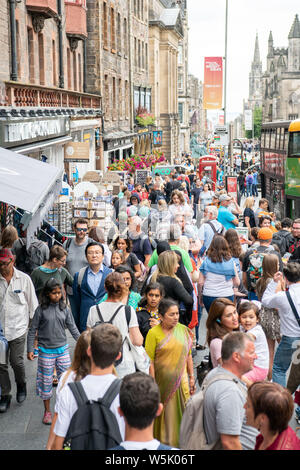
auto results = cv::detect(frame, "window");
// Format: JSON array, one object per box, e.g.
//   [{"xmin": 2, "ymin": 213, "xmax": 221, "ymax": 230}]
[
  {"xmin": 117, "ymin": 13, "xmax": 121, "ymax": 54},
  {"xmin": 67, "ymin": 48, "xmax": 71, "ymax": 89},
  {"xmin": 112, "ymin": 77, "xmax": 116, "ymax": 118},
  {"xmin": 145, "ymin": 43, "xmax": 148, "ymax": 70},
  {"xmin": 178, "ymin": 73, "xmax": 183, "ymax": 91},
  {"xmin": 142, "ymin": 42, "xmax": 144, "ymax": 69},
  {"xmin": 28, "ymin": 28, "xmax": 35, "ymax": 83},
  {"xmin": 123, "ymin": 18, "xmax": 128, "ymax": 56},
  {"xmin": 16, "ymin": 20, "xmax": 21, "ymax": 79},
  {"xmin": 276, "ymin": 127, "xmax": 281, "ymax": 150},
  {"xmin": 119, "ymin": 78, "xmax": 122, "ymax": 118},
  {"xmin": 178, "ymin": 102, "xmax": 183, "ymax": 123},
  {"xmin": 103, "ymin": 2, "xmax": 108, "ymax": 49},
  {"xmin": 73, "ymin": 51, "xmax": 77, "ymax": 90},
  {"xmin": 111, "ymin": 7, "xmax": 116, "ymax": 51},
  {"xmin": 178, "ymin": 45, "xmax": 183, "ymax": 65},
  {"xmin": 134, "ymin": 37, "xmax": 137, "ymax": 67},
  {"xmin": 52, "ymin": 40, "xmax": 57, "ymax": 86},
  {"xmin": 125, "ymin": 80, "xmax": 129, "ymax": 119},
  {"xmin": 138, "ymin": 40, "xmax": 141, "ymax": 68},
  {"xmin": 289, "ymin": 131, "xmax": 300, "ymax": 157},
  {"xmin": 78, "ymin": 53, "xmax": 82, "ymax": 91},
  {"xmin": 38, "ymin": 33, "xmax": 45, "ymax": 85}
]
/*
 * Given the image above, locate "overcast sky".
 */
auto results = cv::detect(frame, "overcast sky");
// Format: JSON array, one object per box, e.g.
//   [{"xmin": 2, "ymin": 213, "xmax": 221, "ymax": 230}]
[{"xmin": 187, "ymin": 0, "xmax": 300, "ymax": 122}]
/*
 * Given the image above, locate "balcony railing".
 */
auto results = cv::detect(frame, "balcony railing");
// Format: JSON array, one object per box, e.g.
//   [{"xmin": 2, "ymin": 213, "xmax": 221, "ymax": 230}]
[
  {"xmin": 4, "ymin": 82, "xmax": 101, "ymax": 109},
  {"xmin": 25, "ymin": 0, "xmax": 57, "ymax": 17}
]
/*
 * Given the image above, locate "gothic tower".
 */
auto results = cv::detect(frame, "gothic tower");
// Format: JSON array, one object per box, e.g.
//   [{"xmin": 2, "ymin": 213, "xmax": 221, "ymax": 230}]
[
  {"xmin": 288, "ymin": 14, "xmax": 300, "ymax": 72},
  {"xmin": 248, "ymin": 33, "xmax": 263, "ymax": 109}
]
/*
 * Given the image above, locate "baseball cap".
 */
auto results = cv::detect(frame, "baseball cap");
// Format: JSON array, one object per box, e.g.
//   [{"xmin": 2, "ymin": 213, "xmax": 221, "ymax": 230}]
[
  {"xmin": 219, "ymin": 194, "xmax": 231, "ymax": 202},
  {"xmin": 0, "ymin": 248, "xmax": 14, "ymax": 262},
  {"xmin": 258, "ymin": 227, "xmax": 273, "ymax": 240}
]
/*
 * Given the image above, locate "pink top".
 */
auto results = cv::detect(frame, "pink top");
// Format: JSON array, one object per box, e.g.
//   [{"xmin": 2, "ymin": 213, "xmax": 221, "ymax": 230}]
[{"xmin": 209, "ymin": 338, "xmax": 223, "ymax": 368}]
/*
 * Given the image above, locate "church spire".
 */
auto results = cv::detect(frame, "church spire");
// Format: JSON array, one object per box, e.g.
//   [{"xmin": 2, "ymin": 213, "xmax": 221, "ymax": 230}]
[
  {"xmin": 253, "ymin": 33, "xmax": 260, "ymax": 64},
  {"xmin": 268, "ymin": 31, "xmax": 274, "ymax": 58},
  {"xmin": 288, "ymin": 14, "xmax": 300, "ymax": 39}
]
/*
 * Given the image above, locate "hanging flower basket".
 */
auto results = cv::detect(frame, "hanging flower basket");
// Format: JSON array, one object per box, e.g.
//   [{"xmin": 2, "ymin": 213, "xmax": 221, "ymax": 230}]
[
  {"xmin": 107, "ymin": 151, "xmax": 165, "ymax": 174},
  {"xmin": 136, "ymin": 113, "xmax": 156, "ymax": 127}
]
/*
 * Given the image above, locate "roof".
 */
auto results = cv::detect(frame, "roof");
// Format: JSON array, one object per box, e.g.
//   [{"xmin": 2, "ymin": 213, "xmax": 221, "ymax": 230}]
[
  {"xmin": 288, "ymin": 14, "xmax": 300, "ymax": 39},
  {"xmin": 159, "ymin": 8, "xmax": 180, "ymax": 27}
]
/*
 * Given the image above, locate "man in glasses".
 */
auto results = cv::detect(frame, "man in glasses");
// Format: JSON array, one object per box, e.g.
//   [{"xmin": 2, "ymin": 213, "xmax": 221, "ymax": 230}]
[
  {"xmin": 63, "ymin": 219, "xmax": 94, "ymax": 327},
  {"xmin": 0, "ymin": 248, "xmax": 38, "ymax": 413}
]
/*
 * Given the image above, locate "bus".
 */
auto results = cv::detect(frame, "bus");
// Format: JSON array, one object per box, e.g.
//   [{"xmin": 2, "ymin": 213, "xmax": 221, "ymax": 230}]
[{"xmin": 260, "ymin": 120, "xmax": 300, "ymax": 219}]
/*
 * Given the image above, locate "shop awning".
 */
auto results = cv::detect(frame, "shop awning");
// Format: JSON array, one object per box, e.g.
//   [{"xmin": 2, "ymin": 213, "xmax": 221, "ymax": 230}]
[{"xmin": 0, "ymin": 146, "xmax": 63, "ymax": 246}]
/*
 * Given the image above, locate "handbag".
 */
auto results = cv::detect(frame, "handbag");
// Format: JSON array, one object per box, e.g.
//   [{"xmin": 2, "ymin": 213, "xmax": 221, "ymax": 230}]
[
  {"xmin": 124, "ymin": 335, "xmax": 150, "ymax": 374},
  {"xmin": 196, "ymin": 354, "xmax": 213, "ymax": 387}
]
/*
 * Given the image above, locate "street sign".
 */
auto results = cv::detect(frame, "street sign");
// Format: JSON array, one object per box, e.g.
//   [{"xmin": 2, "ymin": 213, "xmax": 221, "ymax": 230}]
[
  {"xmin": 244, "ymin": 110, "xmax": 253, "ymax": 131},
  {"xmin": 214, "ymin": 125, "xmax": 228, "ymax": 146}
]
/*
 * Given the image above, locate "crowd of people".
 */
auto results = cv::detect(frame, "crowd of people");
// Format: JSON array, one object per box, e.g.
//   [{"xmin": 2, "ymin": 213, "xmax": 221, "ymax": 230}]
[{"xmin": 0, "ymin": 154, "xmax": 299, "ymax": 451}]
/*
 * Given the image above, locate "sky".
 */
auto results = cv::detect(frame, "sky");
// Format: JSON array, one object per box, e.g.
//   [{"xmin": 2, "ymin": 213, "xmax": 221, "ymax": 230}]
[{"xmin": 187, "ymin": 0, "xmax": 300, "ymax": 123}]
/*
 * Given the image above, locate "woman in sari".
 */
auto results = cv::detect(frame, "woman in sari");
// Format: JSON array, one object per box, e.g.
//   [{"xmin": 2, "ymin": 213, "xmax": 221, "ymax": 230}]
[
  {"xmin": 244, "ymin": 381, "xmax": 300, "ymax": 450},
  {"xmin": 145, "ymin": 298, "xmax": 195, "ymax": 447}
]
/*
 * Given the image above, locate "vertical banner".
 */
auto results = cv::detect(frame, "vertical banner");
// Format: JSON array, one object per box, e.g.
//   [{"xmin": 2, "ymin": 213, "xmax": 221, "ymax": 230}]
[{"xmin": 203, "ymin": 57, "xmax": 223, "ymax": 110}]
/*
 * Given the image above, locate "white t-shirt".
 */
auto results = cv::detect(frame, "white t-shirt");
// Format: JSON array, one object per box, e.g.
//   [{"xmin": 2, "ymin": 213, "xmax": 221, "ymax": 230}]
[
  {"xmin": 87, "ymin": 302, "xmax": 139, "ymax": 378},
  {"xmin": 203, "ymin": 272, "xmax": 234, "ymax": 297},
  {"xmin": 117, "ymin": 439, "xmax": 177, "ymax": 450},
  {"xmin": 54, "ymin": 374, "xmax": 125, "ymax": 440},
  {"xmin": 54, "ymin": 370, "xmax": 76, "ymax": 413},
  {"xmin": 241, "ymin": 324, "xmax": 269, "ymax": 370}
]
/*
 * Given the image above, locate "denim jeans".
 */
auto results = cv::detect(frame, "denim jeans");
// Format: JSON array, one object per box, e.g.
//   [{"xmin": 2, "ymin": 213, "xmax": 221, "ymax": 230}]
[
  {"xmin": 246, "ymin": 184, "xmax": 253, "ymax": 197},
  {"xmin": 272, "ymin": 335, "xmax": 300, "ymax": 387},
  {"xmin": 195, "ymin": 305, "xmax": 203, "ymax": 344},
  {"xmin": 252, "ymin": 184, "xmax": 258, "ymax": 197}
]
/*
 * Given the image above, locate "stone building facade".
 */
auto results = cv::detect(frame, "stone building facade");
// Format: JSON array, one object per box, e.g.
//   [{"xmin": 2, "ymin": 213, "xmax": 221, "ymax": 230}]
[
  {"xmin": 262, "ymin": 14, "xmax": 300, "ymax": 122},
  {"xmin": 248, "ymin": 33, "xmax": 263, "ymax": 111},
  {"xmin": 1, "ymin": 0, "xmax": 102, "ymax": 180},
  {"xmin": 149, "ymin": 0, "xmax": 183, "ymax": 161}
]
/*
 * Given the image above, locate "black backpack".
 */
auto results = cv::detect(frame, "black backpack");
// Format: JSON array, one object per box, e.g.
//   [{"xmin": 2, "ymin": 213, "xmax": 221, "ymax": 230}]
[
  {"xmin": 15, "ymin": 239, "xmax": 46, "ymax": 275},
  {"xmin": 272, "ymin": 231, "xmax": 292, "ymax": 257},
  {"xmin": 64, "ymin": 379, "xmax": 122, "ymax": 450}
]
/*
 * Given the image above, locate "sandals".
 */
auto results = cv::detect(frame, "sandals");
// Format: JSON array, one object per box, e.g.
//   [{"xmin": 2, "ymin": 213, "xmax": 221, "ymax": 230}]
[{"xmin": 52, "ymin": 375, "xmax": 58, "ymax": 387}]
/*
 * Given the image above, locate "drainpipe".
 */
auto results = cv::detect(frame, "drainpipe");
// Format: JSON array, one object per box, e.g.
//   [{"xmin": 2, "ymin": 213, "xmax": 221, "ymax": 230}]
[
  {"xmin": 9, "ymin": 0, "xmax": 18, "ymax": 81},
  {"xmin": 57, "ymin": 0, "xmax": 64, "ymax": 88}
]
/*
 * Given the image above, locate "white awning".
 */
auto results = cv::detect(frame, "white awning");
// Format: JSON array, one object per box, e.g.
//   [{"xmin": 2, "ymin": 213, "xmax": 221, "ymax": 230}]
[
  {"xmin": 0, "ymin": 146, "xmax": 63, "ymax": 246},
  {"xmin": 13, "ymin": 135, "xmax": 72, "ymax": 154}
]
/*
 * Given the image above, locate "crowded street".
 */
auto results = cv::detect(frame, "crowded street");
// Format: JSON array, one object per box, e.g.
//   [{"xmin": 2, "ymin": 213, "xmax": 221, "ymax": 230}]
[{"xmin": 1, "ymin": 0, "xmax": 300, "ymax": 456}]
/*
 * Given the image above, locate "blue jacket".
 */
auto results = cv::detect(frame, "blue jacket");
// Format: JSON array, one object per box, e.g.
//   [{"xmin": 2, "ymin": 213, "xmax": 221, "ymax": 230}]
[{"xmin": 72, "ymin": 265, "xmax": 113, "ymax": 332}]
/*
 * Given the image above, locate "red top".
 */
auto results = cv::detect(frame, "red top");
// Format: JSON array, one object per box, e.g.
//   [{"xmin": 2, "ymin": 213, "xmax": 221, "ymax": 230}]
[{"xmin": 255, "ymin": 427, "xmax": 300, "ymax": 450}]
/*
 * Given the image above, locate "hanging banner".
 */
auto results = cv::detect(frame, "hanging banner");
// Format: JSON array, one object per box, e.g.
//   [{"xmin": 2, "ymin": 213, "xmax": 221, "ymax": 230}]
[{"xmin": 203, "ymin": 57, "xmax": 223, "ymax": 110}]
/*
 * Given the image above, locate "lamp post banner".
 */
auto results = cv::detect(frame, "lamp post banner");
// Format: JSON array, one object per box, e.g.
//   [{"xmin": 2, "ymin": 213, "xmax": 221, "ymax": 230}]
[{"xmin": 203, "ymin": 57, "xmax": 223, "ymax": 110}]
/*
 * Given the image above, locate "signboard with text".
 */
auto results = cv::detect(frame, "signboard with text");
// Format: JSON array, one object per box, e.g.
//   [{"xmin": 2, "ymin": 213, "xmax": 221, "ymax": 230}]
[
  {"xmin": 203, "ymin": 57, "xmax": 223, "ymax": 110},
  {"xmin": 64, "ymin": 142, "xmax": 90, "ymax": 162}
]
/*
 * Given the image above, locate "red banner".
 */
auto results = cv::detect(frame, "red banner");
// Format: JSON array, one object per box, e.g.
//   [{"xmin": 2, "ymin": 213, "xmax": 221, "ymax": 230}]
[{"xmin": 203, "ymin": 57, "xmax": 223, "ymax": 110}]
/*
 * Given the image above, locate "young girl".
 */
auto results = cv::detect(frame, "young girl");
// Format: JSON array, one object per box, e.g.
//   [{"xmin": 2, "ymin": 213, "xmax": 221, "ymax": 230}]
[
  {"xmin": 256, "ymin": 253, "xmax": 283, "ymax": 380},
  {"xmin": 110, "ymin": 249, "xmax": 126, "ymax": 270},
  {"xmin": 238, "ymin": 301, "xmax": 269, "ymax": 387},
  {"xmin": 27, "ymin": 279, "xmax": 80, "ymax": 425},
  {"xmin": 46, "ymin": 329, "xmax": 92, "ymax": 450},
  {"xmin": 136, "ymin": 282, "xmax": 164, "ymax": 344}
]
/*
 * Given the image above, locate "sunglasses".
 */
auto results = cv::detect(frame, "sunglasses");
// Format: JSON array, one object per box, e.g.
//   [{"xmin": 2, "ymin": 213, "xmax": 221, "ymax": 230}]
[{"xmin": 76, "ymin": 228, "xmax": 88, "ymax": 232}]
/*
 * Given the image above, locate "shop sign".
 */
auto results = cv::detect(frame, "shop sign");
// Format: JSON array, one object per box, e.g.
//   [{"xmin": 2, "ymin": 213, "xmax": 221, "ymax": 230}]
[
  {"xmin": 64, "ymin": 142, "xmax": 90, "ymax": 162},
  {"xmin": 0, "ymin": 117, "xmax": 70, "ymax": 148},
  {"xmin": 136, "ymin": 170, "xmax": 150, "ymax": 186},
  {"xmin": 226, "ymin": 176, "xmax": 238, "ymax": 199}
]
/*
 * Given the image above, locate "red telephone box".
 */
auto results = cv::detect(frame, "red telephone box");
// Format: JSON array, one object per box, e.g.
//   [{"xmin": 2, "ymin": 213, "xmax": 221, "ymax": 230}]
[{"xmin": 198, "ymin": 155, "xmax": 218, "ymax": 190}]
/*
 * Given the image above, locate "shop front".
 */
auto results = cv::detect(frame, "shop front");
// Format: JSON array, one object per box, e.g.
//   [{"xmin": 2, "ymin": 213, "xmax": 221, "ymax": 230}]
[
  {"xmin": 0, "ymin": 115, "xmax": 71, "ymax": 168},
  {"xmin": 103, "ymin": 131, "xmax": 135, "ymax": 171}
]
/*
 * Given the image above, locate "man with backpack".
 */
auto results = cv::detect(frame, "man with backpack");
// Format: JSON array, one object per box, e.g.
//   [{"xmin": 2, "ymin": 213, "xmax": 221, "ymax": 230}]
[
  {"xmin": 13, "ymin": 236, "xmax": 49, "ymax": 276},
  {"xmin": 128, "ymin": 216, "xmax": 153, "ymax": 268},
  {"xmin": 110, "ymin": 372, "xmax": 175, "ymax": 450},
  {"xmin": 272, "ymin": 218, "xmax": 294, "ymax": 256},
  {"xmin": 179, "ymin": 332, "xmax": 258, "ymax": 450},
  {"xmin": 53, "ymin": 323, "xmax": 125, "ymax": 450},
  {"xmin": 198, "ymin": 205, "xmax": 225, "ymax": 254},
  {"xmin": 242, "ymin": 227, "xmax": 283, "ymax": 301}
]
